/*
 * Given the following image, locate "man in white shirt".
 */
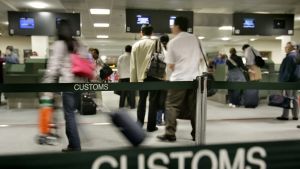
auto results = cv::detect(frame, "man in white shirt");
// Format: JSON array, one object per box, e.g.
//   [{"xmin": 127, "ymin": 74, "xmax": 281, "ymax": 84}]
[
  {"xmin": 130, "ymin": 24, "xmax": 160, "ymax": 132},
  {"xmin": 242, "ymin": 44, "xmax": 262, "ymax": 81},
  {"xmin": 157, "ymin": 16, "xmax": 203, "ymax": 142},
  {"xmin": 118, "ymin": 45, "xmax": 135, "ymax": 109}
]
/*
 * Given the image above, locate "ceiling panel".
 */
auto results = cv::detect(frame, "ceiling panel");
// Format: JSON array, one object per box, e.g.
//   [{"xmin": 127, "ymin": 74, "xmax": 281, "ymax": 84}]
[{"xmin": 0, "ymin": 0, "xmax": 299, "ymax": 55}]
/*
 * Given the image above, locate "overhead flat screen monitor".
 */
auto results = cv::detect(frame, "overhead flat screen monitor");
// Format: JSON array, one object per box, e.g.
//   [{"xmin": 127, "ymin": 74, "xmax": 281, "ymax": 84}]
[
  {"xmin": 8, "ymin": 11, "xmax": 81, "ymax": 36},
  {"xmin": 233, "ymin": 13, "xmax": 294, "ymax": 36},
  {"xmin": 136, "ymin": 15, "xmax": 150, "ymax": 25},
  {"xmin": 19, "ymin": 18, "xmax": 35, "ymax": 29},
  {"xmin": 126, "ymin": 9, "xmax": 193, "ymax": 33},
  {"xmin": 169, "ymin": 16, "xmax": 176, "ymax": 27},
  {"xmin": 243, "ymin": 18, "xmax": 255, "ymax": 28}
]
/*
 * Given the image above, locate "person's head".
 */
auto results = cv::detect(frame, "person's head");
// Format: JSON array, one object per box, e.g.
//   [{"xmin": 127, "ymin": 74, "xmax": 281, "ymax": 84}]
[
  {"xmin": 229, "ymin": 48, "xmax": 237, "ymax": 55},
  {"xmin": 172, "ymin": 16, "xmax": 189, "ymax": 35},
  {"xmin": 125, "ymin": 45, "xmax": 132, "ymax": 53},
  {"xmin": 56, "ymin": 19, "xmax": 76, "ymax": 52},
  {"xmin": 5, "ymin": 46, "xmax": 13, "ymax": 55},
  {"xmin": 160, "ymin": 34, "xmax": 169, "ymax": 48},
  {"xmin": 285, "ymin": 41, "xmax": 297, "ymax": 54},
  {"xmin": 91, "ymin": 48, "xmax": 99, "ymax": 60},
  {"xmin": 242, "ymin": 44, "xmax": 250, "ymax": 51},
  {"xmin": 140, "ymin": 24, "xmax": 153, "ymax": 36},
  {"xmin": 88, "ymin": 48, "xmax": 94, "ymax": 54}
]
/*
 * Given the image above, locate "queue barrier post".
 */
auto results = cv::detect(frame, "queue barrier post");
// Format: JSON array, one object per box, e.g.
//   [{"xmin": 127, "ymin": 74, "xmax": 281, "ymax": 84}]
[{"xmin": 195, "ymin": 75, "xmax": 208, "ymax": 145}]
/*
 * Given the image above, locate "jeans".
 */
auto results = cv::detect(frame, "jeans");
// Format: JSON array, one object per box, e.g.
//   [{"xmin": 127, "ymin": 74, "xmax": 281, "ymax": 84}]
[{"xmin": 62, "ymin": 92, "xmax": 81, "ymax": 149}]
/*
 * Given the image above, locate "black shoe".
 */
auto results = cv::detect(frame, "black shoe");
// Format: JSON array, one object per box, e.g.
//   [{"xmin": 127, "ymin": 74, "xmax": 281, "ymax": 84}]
[
  {"xmin": 157, "ymin": 134, "xmax": 176, "ymax": 142},
  {"xmin": 62, "ymin": 147, "xmax": 81, "ymax": 152},
  {"xmin": 276, "ymin": 117, "xmax": 289, "ymax": 121},
  {"xmin": 147, "ymin": 127, "xmax": 158, "ymax": 132},
  {"xmin": 297, "ymin": 125, "xmax": 300, "ymax": 129},
  {"xmin": 293, "ymin": 117, "xmax": 298, "ymax": 120}
]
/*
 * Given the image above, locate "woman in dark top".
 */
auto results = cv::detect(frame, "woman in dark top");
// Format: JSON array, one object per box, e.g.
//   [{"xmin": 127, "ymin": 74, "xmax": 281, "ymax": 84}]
[{"xmin": 226, "ymin": 48, "xmax": 248, "ymax": 107}]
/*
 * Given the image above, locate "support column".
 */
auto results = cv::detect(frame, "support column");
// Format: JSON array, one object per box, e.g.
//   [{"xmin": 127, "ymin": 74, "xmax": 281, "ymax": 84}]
[{"xmin": 31, "ymin": 36, "xmax": 49, "ymax": 58}]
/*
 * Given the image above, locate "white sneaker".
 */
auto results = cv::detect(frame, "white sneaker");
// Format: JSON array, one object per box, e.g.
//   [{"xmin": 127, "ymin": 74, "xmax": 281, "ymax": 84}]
[{"xmin": 229, "ymin": 103, "xmax": 233, "ymax": 107}]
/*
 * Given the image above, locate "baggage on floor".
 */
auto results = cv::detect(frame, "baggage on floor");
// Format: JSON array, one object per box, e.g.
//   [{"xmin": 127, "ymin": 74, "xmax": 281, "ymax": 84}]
[
  {"xmin": 110, "ymin": 110, "xmax": 145, "ymax": 146},
  {"xmin": 243, "ymin": 89, "xmax": 259, "ymax": 108},
  {"xmin": 80, "ymin": 93, "xmax": 97, "ymax": 115}
]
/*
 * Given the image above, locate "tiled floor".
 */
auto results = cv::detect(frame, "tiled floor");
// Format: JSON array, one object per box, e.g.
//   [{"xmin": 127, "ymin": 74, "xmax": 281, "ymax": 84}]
[{"xmin": 0, "ymin": 91, "xmax": 299, "ymax": 155}]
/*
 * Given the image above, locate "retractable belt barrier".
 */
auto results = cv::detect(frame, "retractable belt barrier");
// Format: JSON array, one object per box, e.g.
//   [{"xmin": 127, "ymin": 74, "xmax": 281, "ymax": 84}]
[
  {"xmin": 0, "ymin": 81, "xmax": 299, "ymax": 92},
  {"xmin": 0, "ymin": 81, "xmax": 196, "ymax": 92},
  {"xmin": 2, "ymin": 80, "xmax": 300, "ymax": 169},
  {"xmin": 0, "ymin": 140, "xmax": 300, "ymax": 169}
]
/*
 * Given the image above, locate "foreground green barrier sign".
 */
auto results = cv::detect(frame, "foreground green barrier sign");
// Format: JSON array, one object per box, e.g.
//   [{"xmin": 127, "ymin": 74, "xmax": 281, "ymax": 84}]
[{"xmin": 0, "ymin": 140, "xmax": 300, "ymax": 169}]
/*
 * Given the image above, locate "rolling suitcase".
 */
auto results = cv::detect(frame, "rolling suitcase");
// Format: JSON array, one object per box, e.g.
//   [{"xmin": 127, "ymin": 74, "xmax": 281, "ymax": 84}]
[
  {"xmin": 80, "ymin": 93, "xmax": 97, "ymax": 115},
  {"xmin": 110, "ymin": 110, "xmax": 146, "ymax": 146},
  {"xmin": 243, "ymin": 89, "xmax": 259, "ymax": 108}
]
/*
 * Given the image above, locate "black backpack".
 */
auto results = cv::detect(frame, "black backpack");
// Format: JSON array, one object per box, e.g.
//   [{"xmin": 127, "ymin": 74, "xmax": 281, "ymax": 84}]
[{"xmin": 252, "ymin": 49, "xmax": 265, "ymax": 67}]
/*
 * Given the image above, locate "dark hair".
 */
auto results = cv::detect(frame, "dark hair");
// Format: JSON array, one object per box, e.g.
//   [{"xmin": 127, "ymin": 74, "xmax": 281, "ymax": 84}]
[
  {"xmin": 160, "ymin": 34, "xmax": 169, "ymax": 44},
  {"xmin": 229, "ymin": 48, "xmax": 236, "ymax": 55},
  {"xmin": 141, "ymin": 24, "xmax": 153, "ymax": 36},
  {"xmin": 174, "ymin": 16, "xmax": 189, "ymax": 32},
  {"xmin": 125, "ymin": 45, "xmax": 132, "ymax": 53},
  {"xmin": 242, "ymin": 44, "xmax": 250, "ymax": 51},
  {"xmin": 6, "ymin": 46, "xmax": 13, "ymax": 51},
  {"xmin": 56, "ymin": 19, "xmax": 77, "ymax": 52},
  {"xmin": 93, "ymin": 48, "xmax": 99, "ymax": 55}
]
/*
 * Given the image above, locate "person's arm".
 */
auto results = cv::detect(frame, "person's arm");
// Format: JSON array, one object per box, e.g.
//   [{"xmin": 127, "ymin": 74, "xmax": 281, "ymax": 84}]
[
  {"xmin": 42, "ymin": 42, "xmax": 65, "ymax": 83},
  {"xmin": 130, "ymin": 46, "xmax": 138, "ymax": 82}
]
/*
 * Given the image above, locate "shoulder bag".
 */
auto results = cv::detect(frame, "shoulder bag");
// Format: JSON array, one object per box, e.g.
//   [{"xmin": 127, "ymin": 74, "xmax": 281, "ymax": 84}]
[
  {"xmin": 251, "ymin": 49, "xmax": 265, "ymax": 68},
  {"xmin": 197, "ymin": 38, "xmax": 217, "ymax": 97},
  {"xmin": 146, "ymin": 40, "xmax": 166, "ymax": 79},
  {"xmin": 71, "ymin": 53, "xmax": 95, "ymax": 80}
]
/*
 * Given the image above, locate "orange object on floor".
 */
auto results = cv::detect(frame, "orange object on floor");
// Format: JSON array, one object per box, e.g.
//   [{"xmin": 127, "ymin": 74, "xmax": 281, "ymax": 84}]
[{"xmin": 39, "ymin": 107, "xmax": 53, "ymax": 135}]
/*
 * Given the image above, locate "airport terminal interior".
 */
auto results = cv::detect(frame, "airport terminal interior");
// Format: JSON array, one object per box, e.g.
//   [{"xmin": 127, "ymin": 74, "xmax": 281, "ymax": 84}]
[{"xmin": 0, "ymin": 0, "xmax": 300, "ymax": 157}]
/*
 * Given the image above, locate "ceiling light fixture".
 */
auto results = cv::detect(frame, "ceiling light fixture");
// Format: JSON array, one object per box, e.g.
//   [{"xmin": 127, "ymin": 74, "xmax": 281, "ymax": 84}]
[
  {"xmin": 97, "ymin": 35, "xmax": 109, "ymax": 39},
  {"xmin": 275, "ymin": 36, "xmax": 283, "ymax": 40},
  {"xmin": 27, "ymin": 1, "xmax": 49, "ymax": 9},
  {"xmin": 254, "ymin": 11, "xmax": 271, "ymax": 14},
  {"xmin": 250, "ymin": 38, "xmax": 256, "ymax": 41},
  {"xmin": 221, "ymin": 37, "xmax": 230, "ymax": 41},
  {"xmin": 90, "ymin": 9, "xmax": 110, "ymax": 15},
  {"xmin": 218, "ymin": 26, "xmax": 233, "ymax": 31},
  {"xmin": 198, "ymin": 36, "xmax": 205, "ymax": 40},
  {"xmin": 295, "ymin": 16, "xmax": 300, "ymax": 21},
  {"xmin": 2, "ymin": 21, "xmax": 8, "ymax": 25},
  {"xmin": 94, "ymin": 23, "xmax": 110, "ymax": 27}
]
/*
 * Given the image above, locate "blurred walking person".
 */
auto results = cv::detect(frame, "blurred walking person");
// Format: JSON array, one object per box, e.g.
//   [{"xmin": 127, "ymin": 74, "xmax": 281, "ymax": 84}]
[{"xmin": 43, "ymin": 19, "xmax": 91, "ymax": 152}]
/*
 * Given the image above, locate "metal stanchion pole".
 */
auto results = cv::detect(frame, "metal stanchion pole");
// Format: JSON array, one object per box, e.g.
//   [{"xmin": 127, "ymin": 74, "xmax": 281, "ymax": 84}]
[
  {"xmin": 201, "ymin": 76, "xmax": 208, "ymax": 145},
  {"xmin": 195, "ymin": 76, "xmax": 202, "ymax": 145}
]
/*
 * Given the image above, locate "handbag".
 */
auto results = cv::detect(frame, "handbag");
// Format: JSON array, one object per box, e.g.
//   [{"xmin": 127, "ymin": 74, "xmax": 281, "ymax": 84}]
[
  {"xmin": 146, "ymin": 40, "xmax": 166, "ymax": 79},
  {"xmin": 100, "ymin": 64, "xmax": 113, "ymax": 80},
  {"xmin": 268, "ymin": 94, "xmax": 292, "ymax": 109},
  {"xmin": 71, "ymin": 53, "xmax": 95, "ymax": 79},
  {"xmin": 251, "ymin": 49, "xmax": 265, "ymax": 68},
  {"xmin": 197, "ymin": 38, "xmax": 217, "ymax": 97}
]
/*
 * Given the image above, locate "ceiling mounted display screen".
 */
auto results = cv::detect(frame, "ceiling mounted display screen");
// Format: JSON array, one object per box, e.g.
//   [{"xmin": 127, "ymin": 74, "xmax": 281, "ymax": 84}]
[
  {"xmin": 126, "ymin": 9, "xmax": 193, "ymax": 33},
  {"xmin": 19, "ymin": 18, "xmax": 35, "ymax": 29},
  {"xmin": 233, "ymin": 13, "xmax": 294, "ymax": 36},
  {"xmin": 136, "ymin": 15, "xmax": 150, "ymax": 25},
  {"xmin": 8, "ymin": 11, "xmax": 81, "ymax": 36}
]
